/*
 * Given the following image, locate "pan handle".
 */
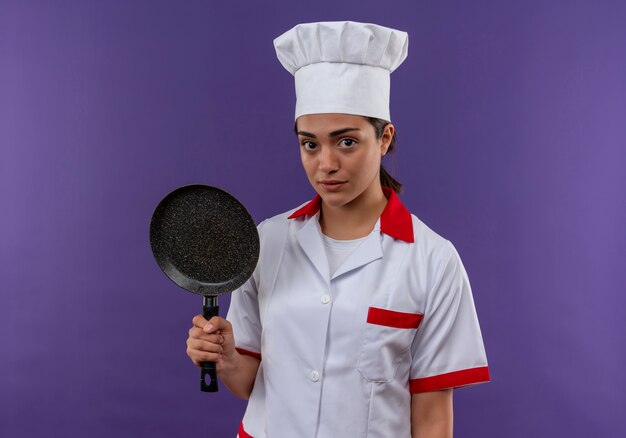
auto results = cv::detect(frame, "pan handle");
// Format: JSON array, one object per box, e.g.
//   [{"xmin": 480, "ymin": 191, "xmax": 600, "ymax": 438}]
[{"xmin": 201, "ymin": 296, "xmax": 219, "ymax": 392}]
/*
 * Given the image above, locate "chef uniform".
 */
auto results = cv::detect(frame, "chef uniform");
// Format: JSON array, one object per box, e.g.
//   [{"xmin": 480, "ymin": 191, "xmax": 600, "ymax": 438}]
[{"xmin": 227, "ymin": 21, "xmax": 490, "ymax": 438}]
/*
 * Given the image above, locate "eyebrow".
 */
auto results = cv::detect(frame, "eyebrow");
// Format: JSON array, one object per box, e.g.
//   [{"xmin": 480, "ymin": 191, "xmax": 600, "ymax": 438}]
[{"xmin": 297, "ymin": 127, "xmax": 361, "ymax": 139}]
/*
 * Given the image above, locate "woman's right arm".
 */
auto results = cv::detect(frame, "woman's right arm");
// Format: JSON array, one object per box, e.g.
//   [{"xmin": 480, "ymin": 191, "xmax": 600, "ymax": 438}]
[{"xmin": 186, "ymin": 314, "xmax": 260, "ymax": 400}]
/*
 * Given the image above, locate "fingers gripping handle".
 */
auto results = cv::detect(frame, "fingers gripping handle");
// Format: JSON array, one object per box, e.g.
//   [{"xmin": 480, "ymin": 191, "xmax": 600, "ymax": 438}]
[{"xmin": 201, "ymin": 296, "xmax": 219, "ymax": 392}]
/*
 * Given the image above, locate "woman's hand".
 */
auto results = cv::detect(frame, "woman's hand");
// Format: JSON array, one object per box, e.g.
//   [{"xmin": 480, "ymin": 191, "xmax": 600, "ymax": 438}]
[
  {"xmin": 186, "ymin": 315, "xmax": 237, "ymax": 373},
  {"xmin": 186, "ymin": 314, "xmax": 261, "ymax": 400}
]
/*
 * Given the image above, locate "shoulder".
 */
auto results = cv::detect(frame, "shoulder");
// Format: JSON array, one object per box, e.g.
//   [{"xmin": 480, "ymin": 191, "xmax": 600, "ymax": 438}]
[
  {"xmin": 407, "ymin": 213, "xmax": 462, "ymax": 278},
  {"xmin": 250, "ymin": 203, "xmax": 307, "ymax": 285},
  {"xmin": 255, "ymin": 201, "xmax": 308, "ymax": 234},
  {"xmin": 410, "ymin": 214, "xmax": 455, "ymax": 256}
]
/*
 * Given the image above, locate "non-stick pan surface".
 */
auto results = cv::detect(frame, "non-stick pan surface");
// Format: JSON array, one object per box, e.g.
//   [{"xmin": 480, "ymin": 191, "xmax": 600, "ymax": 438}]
[{"xmin": 150, "ymin": 184, "xmax": 260, "ymax": 296}]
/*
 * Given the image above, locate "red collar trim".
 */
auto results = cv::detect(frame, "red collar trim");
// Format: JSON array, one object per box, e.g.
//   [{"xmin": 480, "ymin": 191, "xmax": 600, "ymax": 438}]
[{"xmin": 287, "ymin": 187, "xmax": 414, "ymax": 243}]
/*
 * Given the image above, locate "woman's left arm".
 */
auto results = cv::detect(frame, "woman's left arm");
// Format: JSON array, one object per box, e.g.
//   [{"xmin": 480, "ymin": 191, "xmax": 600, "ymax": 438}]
[{"xmin": 411, "ymin": 389, "xmax": 453, "ymax": 438}]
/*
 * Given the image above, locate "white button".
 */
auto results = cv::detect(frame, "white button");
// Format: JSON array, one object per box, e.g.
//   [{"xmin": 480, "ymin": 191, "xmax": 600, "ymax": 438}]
[
  {"xmin": 310, "ymin": 370, "xmax": 320, "ymax": 382},
  {"xmin": 320, "ymin": 294, "xmax": 331, "ymax": 304}
]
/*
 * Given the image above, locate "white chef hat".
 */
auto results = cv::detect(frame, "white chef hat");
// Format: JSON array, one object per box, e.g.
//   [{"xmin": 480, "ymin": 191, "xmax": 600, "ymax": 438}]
[{"xmin": 273, "ymin": 20, "xmax": 409, "ymax": 122}]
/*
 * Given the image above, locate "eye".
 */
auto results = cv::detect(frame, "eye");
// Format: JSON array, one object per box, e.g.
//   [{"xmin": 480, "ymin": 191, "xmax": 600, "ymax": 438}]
[
  {"xmin": 339, "ymin": 138, "xmax": 357, "ymax": 148},
  {"xmin": 301, "ymin": 141, "xmax": 318, "ymax": 151}
]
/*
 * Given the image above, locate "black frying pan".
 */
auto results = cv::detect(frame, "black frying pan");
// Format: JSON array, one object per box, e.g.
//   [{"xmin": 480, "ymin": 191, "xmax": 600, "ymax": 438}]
[{"xmin": 149, "ymin": 184, "xmax": 260, "ymax": 392}]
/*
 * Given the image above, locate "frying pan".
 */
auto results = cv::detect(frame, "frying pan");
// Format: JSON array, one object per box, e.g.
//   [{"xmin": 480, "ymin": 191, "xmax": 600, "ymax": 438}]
[{"xmin": 149, "ymin": 184, "xmax": 260, "ymax": 392}]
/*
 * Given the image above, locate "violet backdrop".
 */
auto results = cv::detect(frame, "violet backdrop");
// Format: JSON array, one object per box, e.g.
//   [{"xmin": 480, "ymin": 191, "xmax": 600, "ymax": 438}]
[{"xmin": 2, "ymin": 0, "xmax": 625, "ymax": 436}]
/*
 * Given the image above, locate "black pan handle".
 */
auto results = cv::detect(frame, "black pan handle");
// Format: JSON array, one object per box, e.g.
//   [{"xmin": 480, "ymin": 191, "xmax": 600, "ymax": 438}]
[{"xmin": 201, "ymin": 296, "xmax": 219, "ymax": 392}]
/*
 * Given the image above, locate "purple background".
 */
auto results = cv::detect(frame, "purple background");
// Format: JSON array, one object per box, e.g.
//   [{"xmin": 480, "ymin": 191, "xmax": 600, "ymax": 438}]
[{"xmin": 2, "ymin": 0, "xmax": 625, "ymax": 436}]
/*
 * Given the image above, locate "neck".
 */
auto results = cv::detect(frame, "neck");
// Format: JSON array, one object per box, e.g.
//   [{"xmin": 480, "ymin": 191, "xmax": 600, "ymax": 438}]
[{"xmin": 319, "ymin": 181, "xmax": 388, "ymax": 240}]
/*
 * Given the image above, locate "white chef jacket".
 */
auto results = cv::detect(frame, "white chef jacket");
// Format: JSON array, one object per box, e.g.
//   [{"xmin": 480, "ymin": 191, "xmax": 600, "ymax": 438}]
[{"xmin": 227, "ymin": 187, "xmax": 490, "ymax": 438}]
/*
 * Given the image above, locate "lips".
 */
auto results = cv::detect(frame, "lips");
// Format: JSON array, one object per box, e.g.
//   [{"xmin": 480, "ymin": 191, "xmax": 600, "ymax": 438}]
[
  {"xmin": 320, "ymin": 180, "xmax": 347, "ymax": 185},
  {"xmin": 319, "ymin": 180, "xmax": 347, "ymax": 191}
]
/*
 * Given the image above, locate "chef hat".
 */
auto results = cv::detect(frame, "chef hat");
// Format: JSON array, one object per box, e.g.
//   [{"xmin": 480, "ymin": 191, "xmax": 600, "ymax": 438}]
[{"xmin": 273, "ymin": 21, "xmax": 409, "ymax": 122}]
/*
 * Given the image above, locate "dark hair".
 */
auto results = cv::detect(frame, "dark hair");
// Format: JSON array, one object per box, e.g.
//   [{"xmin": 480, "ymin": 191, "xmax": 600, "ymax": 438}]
[
  {"xmin": 293, "ymin": 116, "xmax": 402, "ymax": 193},
  {"xmin": 363, "ymin": 116, "xmax": 402, "ymax": 193}
]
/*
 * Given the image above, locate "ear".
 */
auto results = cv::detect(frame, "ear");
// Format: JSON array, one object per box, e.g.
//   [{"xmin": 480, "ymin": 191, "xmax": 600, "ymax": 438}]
[{"xmin": 380, "ymin": 123, "xmax": 394, "ymax": 156}]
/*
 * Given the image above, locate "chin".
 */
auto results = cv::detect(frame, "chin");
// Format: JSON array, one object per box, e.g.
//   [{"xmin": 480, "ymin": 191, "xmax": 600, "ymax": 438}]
[{"xmin": 320, "ymin": 191, "xmax": 356, "ymax": 207}]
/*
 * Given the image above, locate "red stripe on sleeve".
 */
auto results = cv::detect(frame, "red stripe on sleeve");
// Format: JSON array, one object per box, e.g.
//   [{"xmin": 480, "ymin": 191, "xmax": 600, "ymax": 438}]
[
  {"xmin": 367, "ymin": 306, "xmax": 424, "ymax": 329},
  {"xmin": 235, "ymin": 347, "xmax": 262, "ymax": 361},
  {"xmin": 410, "ymin": 366, "xmax": 491, "ymax": 393},
  {"xmin": 238, "ymin": 421, "xmax": 253, "ymax": 438}
]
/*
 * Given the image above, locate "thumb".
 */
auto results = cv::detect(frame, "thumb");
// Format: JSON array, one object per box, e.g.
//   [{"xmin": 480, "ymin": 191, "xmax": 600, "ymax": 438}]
[{"xmin": 203, "ymin": 316, "xmax": 233, "ymax": 335}]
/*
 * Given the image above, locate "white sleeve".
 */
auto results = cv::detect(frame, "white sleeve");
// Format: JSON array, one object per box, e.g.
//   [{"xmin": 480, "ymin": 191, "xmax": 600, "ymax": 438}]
[
  {"xmin": 409, "ymin": 240, "xmax": 490, "ymax": 393},
  {"xmin": 225, "ymin": 220, "xmax": 266, "ymax": 361}
]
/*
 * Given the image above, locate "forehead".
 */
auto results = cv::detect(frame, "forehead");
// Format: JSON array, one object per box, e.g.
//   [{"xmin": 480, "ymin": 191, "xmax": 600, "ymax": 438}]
[{"xmin": 296, "ymin": 113, "xmax": 369, "ymax": 133}]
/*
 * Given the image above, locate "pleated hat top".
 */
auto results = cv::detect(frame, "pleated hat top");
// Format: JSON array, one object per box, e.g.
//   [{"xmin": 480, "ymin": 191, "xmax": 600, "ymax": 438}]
[{"xmin": 273, "ymin": 21, "xmax": 409, "ymax": 122}]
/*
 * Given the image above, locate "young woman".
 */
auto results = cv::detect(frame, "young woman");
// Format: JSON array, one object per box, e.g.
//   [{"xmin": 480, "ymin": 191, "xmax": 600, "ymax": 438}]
[{"xmin": 186, "ymin": 21, "xmax": 490, "ymax": 438}]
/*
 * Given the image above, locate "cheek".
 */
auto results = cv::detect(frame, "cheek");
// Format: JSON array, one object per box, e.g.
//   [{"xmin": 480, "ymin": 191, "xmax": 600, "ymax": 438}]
[
  {"xmin": 300, "ymin": 155, "xmax": 316, "ymax": 179},
  {"xmin": 354, "ymin": 149, "xmax": 380, "ymax": 176}
]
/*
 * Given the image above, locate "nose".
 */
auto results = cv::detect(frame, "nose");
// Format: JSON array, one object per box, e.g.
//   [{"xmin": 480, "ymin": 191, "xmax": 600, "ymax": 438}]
[{"xmin": 318, "ymin": 145, "xmax": 339, "ymax": 173}]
